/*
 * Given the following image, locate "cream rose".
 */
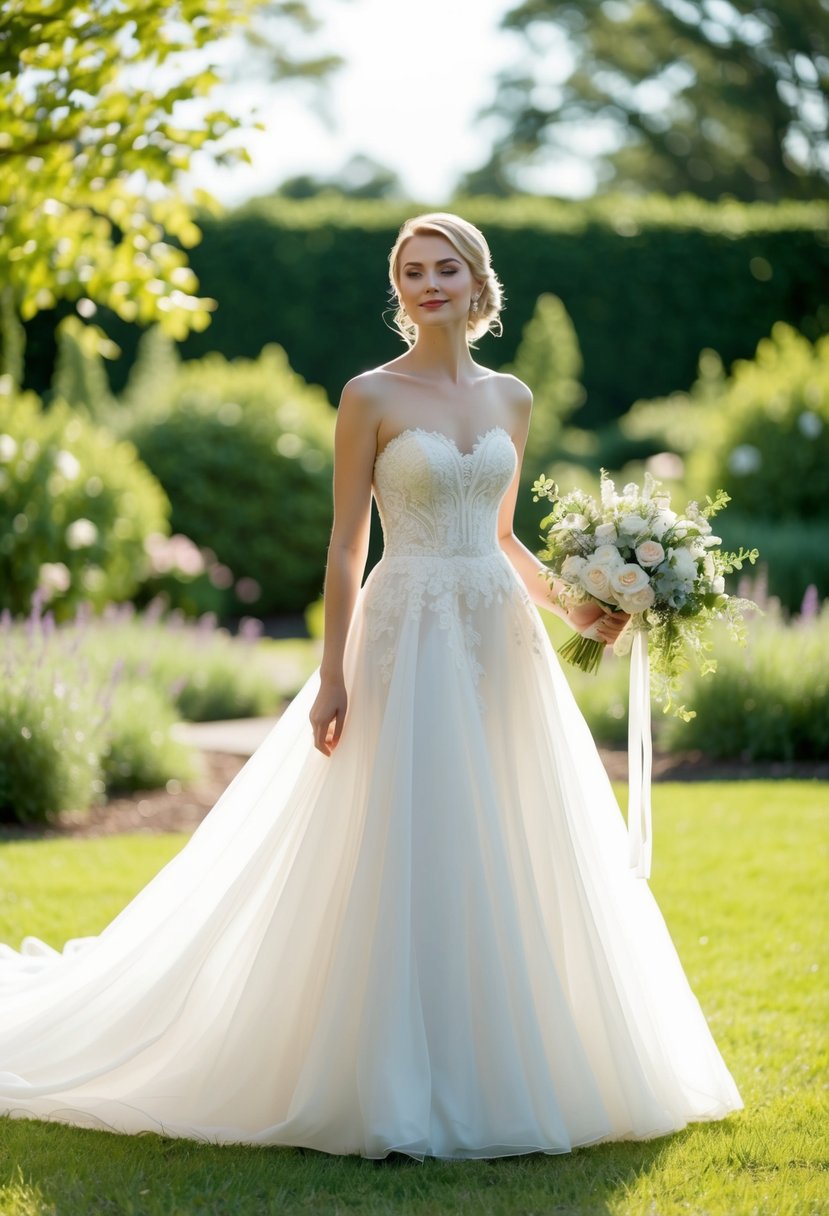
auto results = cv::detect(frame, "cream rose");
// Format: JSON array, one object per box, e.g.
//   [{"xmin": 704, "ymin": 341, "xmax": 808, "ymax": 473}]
[
  {"xmin": 617, "ymin": 584, "xmax": 655, "ymax": 614},
  {"xmin": 580, "ymin": 561, "xmax": 617, "ymax": 603},
  {"xmin": 610, "ymin": 563, "xmax": 651, "ymax": 595},
  {"xmin": 594, "ymin": 523, "xmax": 618, "ymax": 543},
  {"xmin": 635, "ymin": 540, "xmax": 665, "ymax": 567}
]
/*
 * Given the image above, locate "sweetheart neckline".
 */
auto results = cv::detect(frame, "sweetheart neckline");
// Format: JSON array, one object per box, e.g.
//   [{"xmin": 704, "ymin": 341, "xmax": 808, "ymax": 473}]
[{"xmin": 374, "ymin": 425, "xmax": 513, "ymax": 467}]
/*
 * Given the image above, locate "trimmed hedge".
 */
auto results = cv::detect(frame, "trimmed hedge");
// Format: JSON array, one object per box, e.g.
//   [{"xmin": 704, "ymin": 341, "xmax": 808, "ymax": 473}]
[{"xmin": 51, "ymin": 193, "xmax": 829, "ymax": 430}]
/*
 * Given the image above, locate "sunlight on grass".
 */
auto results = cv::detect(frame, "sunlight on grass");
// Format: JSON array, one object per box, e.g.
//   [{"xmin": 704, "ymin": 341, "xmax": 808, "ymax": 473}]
[{"xmin": 0, "ymin": 781, "xmax": 826, "ymax": 1215}]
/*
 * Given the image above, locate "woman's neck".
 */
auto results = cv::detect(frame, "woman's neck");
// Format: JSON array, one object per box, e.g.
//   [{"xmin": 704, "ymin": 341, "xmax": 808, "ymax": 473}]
[{"xmin": 401, "ymin": 325, "xmax": 480, "ymax": 385}]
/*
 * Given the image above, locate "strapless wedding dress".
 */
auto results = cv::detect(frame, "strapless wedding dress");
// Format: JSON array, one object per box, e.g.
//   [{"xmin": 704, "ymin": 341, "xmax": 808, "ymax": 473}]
[{"xmin": 0, "ymin": 426, "xmax": 743, "ymax": 1159}]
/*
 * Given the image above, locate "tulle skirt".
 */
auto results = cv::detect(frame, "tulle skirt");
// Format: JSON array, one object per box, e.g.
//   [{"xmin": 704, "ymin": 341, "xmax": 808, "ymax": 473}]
[{"xmin": 0, "ymin": 555, "xmax": 743, "ymax": 1158}]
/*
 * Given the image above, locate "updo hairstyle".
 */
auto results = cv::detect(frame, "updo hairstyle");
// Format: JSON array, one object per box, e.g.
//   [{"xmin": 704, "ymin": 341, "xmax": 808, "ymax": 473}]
[{"xmin": 387, "ymin": 212, "xmax": 505, "ymax": 348}]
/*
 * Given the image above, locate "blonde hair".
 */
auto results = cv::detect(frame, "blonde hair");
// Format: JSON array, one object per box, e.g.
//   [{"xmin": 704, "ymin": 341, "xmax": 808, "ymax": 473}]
[{"xmin": 387, "ymin": 212, "xmax": 505, "ymax": 348}]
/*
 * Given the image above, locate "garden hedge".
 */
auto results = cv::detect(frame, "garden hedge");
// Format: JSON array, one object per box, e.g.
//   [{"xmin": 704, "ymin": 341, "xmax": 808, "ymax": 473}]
[{"xmin": 26, "ymin": 193, "xmax": 829, "ymax": 430}]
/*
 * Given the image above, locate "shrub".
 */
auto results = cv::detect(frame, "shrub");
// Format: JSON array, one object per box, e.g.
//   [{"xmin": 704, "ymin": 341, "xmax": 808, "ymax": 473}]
[
  {"xmin": 0, "ymin": 388, "xmax": 169, "ymax": 618},
  {"xmin": 103, "ymin": 682, "xmax": 196, "ymax": 793},
  {"xmin": 88, "ymin": 602, "xmax": 287, "ymax": 722},
  {"xmin": 125, "ymin": 344, "xmax": 335, "ymax": 615},
  {"xmin": 661, "ymin": 601, "xmax": 829, "ymax": 761},
  {"xmin": 686, "ymin": 324, "xmax": 829, "ymax": 521},
  {"xmin": 0, "ymin": 600, "xmax": 291, "ymax": 824},
  {"xmin": 0, "ymin": 607, "xmax": 107, "ymax": 823}
]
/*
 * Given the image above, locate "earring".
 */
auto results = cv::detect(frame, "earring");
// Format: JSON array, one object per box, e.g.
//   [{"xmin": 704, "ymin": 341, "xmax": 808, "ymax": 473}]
[{"xmin": 471, "ymin": 295, "xmax": 479, "ymax": 313}]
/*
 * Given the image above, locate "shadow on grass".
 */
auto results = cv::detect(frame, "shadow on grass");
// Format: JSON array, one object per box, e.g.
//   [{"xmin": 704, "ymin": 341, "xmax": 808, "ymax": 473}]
[{"xmin": 1, "ymin": 1114, "xmax": 700, "ymax": 1216}]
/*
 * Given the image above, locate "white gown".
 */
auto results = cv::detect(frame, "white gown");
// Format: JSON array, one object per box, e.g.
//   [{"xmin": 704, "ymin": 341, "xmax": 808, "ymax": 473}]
[{"xmin": 0, "ymin": 425, "xmax": 743, "ymax": 1160}]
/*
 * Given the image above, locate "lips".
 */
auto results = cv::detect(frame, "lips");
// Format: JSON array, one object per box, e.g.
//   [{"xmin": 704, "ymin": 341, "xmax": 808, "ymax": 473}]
[{"xmin": 421, "ymin": 300, "xmax": 447, "ymax": 309}]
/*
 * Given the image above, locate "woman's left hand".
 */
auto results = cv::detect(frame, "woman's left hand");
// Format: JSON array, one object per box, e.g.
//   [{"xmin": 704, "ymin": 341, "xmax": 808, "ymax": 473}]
[{"xmin": 567, "ymin": 602, "xmax": 630, "ymax": 644}]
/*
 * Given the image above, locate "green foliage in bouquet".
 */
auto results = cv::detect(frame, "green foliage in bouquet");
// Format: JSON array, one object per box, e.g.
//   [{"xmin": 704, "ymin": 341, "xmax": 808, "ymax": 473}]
[
  {"xmin": 125, "ymin": 342, "xmax": 335, "ymax": 616},
  {"xmin": 0, "ymin": 387, "xmax": 169, "ymax": 617},
  {"xmin": 533, "ymin": 470, "xmax": 759, "ymax": 716}
]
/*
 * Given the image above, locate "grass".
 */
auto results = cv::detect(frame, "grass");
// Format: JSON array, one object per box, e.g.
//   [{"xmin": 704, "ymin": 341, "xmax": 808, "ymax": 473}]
[{"xmin": 0, "ymin": 781, "xmax": 827, "ymax": 1215}]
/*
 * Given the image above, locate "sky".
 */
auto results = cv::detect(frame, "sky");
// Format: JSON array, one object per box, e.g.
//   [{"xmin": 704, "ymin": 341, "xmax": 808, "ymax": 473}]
[{"xmin": 182, "ymin": 0, "xmax": 597, "ymax": 208}]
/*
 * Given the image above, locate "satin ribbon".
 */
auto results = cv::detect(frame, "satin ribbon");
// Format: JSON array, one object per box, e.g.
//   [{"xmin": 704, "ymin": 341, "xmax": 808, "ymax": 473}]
[{"xmin": 626, "ymin": 625, "xmax": 653, "ymax": 879}]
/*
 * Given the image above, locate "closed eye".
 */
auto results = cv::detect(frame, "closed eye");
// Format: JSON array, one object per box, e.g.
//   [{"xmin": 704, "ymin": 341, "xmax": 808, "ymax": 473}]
[{"xmin": 405, "ymin": 269, "xmax": 457, "ymax": 278}]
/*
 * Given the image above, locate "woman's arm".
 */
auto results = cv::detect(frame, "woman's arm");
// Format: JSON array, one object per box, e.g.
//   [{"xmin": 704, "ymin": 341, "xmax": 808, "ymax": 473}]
[
  {"xmin": 309, "ymin": 378, "xmax": 378, "ymax": 756},
  {"xmin": 497, "ymin": 381, "xmax": 628, "ymax": 645}
]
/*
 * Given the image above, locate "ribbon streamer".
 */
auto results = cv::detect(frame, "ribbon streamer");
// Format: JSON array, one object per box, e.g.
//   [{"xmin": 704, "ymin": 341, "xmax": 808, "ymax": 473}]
[{"xmin": 627, "ymin": 626, "xmax": 653, "ymax": 879}]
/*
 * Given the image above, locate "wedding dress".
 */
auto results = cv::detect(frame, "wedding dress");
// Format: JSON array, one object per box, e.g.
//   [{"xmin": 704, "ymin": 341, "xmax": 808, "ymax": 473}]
[{"xmin": 0, "ymin": 425, "xmax": 743, "ymax": 1160}]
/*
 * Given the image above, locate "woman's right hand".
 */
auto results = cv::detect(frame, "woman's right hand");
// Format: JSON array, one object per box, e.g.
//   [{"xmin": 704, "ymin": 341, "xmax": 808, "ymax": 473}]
[{"xmin": 309, "ymin": 679, "xmax": 348, "ymax": 757}]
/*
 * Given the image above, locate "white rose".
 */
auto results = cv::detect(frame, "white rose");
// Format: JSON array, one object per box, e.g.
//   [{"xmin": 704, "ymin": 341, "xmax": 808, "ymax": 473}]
[
  {"xmin": 561, "ymin": 555, "xmax": 587, "ymax": 579},
  {"xmin": 610, "ymin": 563, "xmax": 651, "ymax": 595},
  {"xmin": 580, "ymin": 561, "xmax": 617, "ymax": 603},
  {"xmin": 617, "ymin": 584, "xmax": 656, "ymax": 613},
  {"xmin": 620, "ymin": 514, "xmax": 648, "ymax": 536},
  {"xmin": 635, "ymin": 540, "xmax": 665, "ymax": 567},
  {"xmin": 65, "ymin": 518, "xmax": 98, "ymax": 549},
  {"xmin": 594, "ymin": 523, "xmax": 617, "ymax": 543},
  {"xmin": 592, "ymin": 543, "xmax": 624, "ymax": 567}
]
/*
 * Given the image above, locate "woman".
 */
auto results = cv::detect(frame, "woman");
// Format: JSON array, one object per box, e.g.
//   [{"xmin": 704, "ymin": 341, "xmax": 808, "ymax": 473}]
[{"xmin": 0, "ymin": 213, "xmax": 743, "ymax": 1160}]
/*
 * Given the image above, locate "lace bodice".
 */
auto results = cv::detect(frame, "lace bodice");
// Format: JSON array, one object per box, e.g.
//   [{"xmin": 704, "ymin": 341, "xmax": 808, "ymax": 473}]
[
  {"xmin": 372, "ymin": 425, "xmax": 516, "ymax": 557},
  {"xmin": 362, "ymin": 427, "xmax": 540, "ymax": 689}
]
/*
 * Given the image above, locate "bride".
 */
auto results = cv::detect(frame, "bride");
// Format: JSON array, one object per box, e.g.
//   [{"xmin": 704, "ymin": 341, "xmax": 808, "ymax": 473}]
[{"xmin": 0, "ymin": 212, "xmax": 743, "ymax": 1160}]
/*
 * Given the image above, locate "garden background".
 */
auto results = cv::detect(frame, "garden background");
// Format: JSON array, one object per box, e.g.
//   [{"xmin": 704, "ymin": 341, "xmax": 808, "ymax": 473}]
[{"xmin": 0, "ymin": 0, "xmax": 827, "ymax": 1213}]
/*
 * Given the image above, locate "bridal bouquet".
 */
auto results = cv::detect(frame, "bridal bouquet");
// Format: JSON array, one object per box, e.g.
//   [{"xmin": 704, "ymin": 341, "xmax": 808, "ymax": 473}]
[
  {"xmin": 532, "ymin": 469, "xmax": 758, "ymax": 717},
  {"xmin": 532, "ymin": 469, "xmax": 758, "ymax": 880}
]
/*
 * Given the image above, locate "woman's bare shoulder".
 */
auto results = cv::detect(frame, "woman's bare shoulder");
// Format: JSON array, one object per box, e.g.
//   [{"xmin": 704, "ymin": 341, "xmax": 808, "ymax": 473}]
[{"xmin": 489, "ymin": 369, "xmax": 533, "ymax": 407}]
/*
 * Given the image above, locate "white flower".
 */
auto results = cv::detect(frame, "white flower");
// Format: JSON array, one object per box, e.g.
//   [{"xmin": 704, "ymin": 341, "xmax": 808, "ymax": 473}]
[
  {"xmin": 0, "ymin": 434, "xmax": 17, "ymax": 462},
  {"xmin": 617, "ymin": 584, "xmax": 656, "ymax": 613},
  {"xmin": 703, "ymin": 553, "xmax": 715, "ymax": 578},
  {"xmin": 594, "ymin": 523, "xmax": 618, "ymax": 543},
  {"xmin": 65, "ymin": 518, "xmax": 98, "ymax": 549},
  {"xmin": 38, "ymin": 562, "xmax": 71, "ymax": 596},
  {"xmin": 712, "ymin": 575, "xmax": 725, "ymax": 594},
  {"xmin": 561, "ymin": 555, "xmax": 587, "ymax": 579},
  {"xmin": 610, "ymin": 563, "xmax": 651, "ymax": 595},
  {"xmin": 580, "ymin": 559, "xmax": 618, "ymax": 603},
  {"xmin": 592, "ymin": 543, "xmax": 624, "ymax": 567},
  {"xmin": 553, "ymin": 512, "xmax": 590, "ymax": 533},
  {"xmin": 600, "ymin": 476, "xmax": 618, "ymax": 509},
  {"xmin": 651, "ymin": 509, "xmax": 677, "ymax": 539},
  {"xmin": 670, "ymin": 546, "xmax": 698, "ymax": 582},
  {"xmin": 54, "ymin": 450, "xmax": 81, "ymax": 481},
  {"xmin": 635, "ymin": 540, "xmax": 665, "ymax": 567},
  {"xmin": 619, "ymin": 514, "xmax": 648, "ymax": 536},
  {"xmin": 728, "ymin": 444, "xmax": 762, "ymax": 476}
]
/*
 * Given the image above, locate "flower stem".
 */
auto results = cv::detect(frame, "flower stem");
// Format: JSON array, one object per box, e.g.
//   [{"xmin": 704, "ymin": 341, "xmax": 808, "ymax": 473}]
[{"xmin": 558, "ymin": 632, "xmax": 606, "ymax": 675}]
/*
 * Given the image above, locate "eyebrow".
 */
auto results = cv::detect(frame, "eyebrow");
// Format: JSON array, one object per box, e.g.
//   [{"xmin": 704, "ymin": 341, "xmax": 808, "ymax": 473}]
[{"xmin": 402, "ymin": 257, "xmax": 462, "ymax": 269}]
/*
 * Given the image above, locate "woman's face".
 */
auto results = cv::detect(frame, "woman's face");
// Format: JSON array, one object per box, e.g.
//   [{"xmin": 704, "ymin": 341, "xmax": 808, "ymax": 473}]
[{"xmin": 396, "ymin": 233, "xmax": 481, "ymax": 330}]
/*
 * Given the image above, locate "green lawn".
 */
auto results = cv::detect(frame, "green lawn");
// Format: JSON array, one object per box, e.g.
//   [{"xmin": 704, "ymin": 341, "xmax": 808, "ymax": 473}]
[{"xmin": 0, "ymin": 781, "xmax": 827, "ymax": 1216}]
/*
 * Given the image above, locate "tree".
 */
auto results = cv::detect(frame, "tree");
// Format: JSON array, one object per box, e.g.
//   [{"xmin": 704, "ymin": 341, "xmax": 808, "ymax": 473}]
[
  {"xmin": 463, "ymin": 0, "xmax": 829, "ymax": 201},
  {"xmin": 0, "ymin": 0, "xmax": 341, "ymax": 380},
  {"xmin": 276, "ymin": 153, "xmax": 406, "ymax": 199}
]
